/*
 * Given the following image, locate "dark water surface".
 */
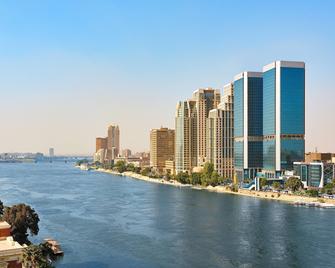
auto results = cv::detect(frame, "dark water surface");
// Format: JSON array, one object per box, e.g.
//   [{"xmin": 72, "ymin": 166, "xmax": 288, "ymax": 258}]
[{"xmin": 0, "ymin": 162, "xmax": 334, "ymax": 268}]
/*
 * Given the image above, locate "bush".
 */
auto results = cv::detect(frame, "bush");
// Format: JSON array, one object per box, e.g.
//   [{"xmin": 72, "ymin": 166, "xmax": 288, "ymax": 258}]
[{"xmin": 305, "ymin": 189, "xmax": 319, "ymax": 197}]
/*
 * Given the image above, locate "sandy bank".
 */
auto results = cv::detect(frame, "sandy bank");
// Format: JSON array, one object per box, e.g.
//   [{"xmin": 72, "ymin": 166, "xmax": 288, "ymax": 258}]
[{"xmin": 94, "ymin": 168, "xmax": 335, "ymax": 205}]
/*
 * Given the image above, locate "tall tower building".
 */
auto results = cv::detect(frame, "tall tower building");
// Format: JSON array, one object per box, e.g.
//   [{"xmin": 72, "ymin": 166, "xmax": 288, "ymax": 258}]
[
  {"xmin": 207, "ymin": 83, "xmax": 234, "ymax": 179},
  {"xmin": 192, "ymin": 88, "xmax": 221, "ymax": 166},
  {"xmin": 175, "ymin": 100, "xmax": 197, "ymax": 174},
  {"xmin": 107, "ymin": 124, "xmax": 120, "ymax": 160},
  {"xmin": 262, "ymin": 61, "xmax": 305, "ymax": 177},
  {"xmin": 150, "ymin": 127, "xmax": 175, "ymax": 173},
  {"xmin": 233, "ymin": 72, "xmax": 263, "ymax": 181}
]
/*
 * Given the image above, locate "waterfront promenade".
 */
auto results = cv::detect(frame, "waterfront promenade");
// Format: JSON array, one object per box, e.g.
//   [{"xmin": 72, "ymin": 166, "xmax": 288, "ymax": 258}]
[{"xmin": 95, "ymin": 168, "xmax": 335, "ymax": 205}]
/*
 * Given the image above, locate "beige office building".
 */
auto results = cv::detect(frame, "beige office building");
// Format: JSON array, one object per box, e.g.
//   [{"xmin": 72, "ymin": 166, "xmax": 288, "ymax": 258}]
[
  {"xmin": 192, "ymin": 88, "xmax": 221, "ymax": 166},
  {"xmin": 107, "ymin": 124, "xmax": 120, "ymax": 160},
  {"xmin": 175, "ymin": 100, "xmax": 197, "ymax": 174},
  {"xmin": 150, "ymin": 127, "xmax": 175, "ymax": 173},
  {"xmin": 207, "ymin": 83, "xmax": 234, "ymax": 179}
]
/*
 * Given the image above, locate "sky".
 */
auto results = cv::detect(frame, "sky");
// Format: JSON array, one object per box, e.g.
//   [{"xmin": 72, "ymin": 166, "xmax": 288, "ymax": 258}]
[{"xmin": 0, "ymin": 0, "xmax": 334, "ymax": 155}]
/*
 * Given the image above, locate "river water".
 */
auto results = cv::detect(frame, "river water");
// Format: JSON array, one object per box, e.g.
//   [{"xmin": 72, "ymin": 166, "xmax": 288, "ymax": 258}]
[{"xmin": 0, "ymin": 162, "xmax": 334, "ymax": 268}]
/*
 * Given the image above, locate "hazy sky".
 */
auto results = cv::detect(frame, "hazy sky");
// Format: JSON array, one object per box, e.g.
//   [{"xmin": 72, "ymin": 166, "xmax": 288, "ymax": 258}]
[{"xmin": 1, "ymin": 0, "xmax": 334, "ymax": 155}]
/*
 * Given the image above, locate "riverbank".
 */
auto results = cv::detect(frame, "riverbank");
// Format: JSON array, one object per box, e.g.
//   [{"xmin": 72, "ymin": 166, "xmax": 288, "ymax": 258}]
[{"xmin": 94, "ymin": 168, "xmax": 335, "ymax": 206}]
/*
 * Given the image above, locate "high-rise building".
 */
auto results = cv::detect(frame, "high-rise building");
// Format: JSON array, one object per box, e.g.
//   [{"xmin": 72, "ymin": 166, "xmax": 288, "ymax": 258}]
[
  {"xmin": 107, "ymin": 124, "xmax": 120, "ymax": 160},
  {"xmin": 233, "ymin": 72, "xmax": 263, "ymax": 181},
  {"xmin": 175, "ymin": 100, "xmax": 197, "ymax": 174},
  {"xmin": 49, "ymin": 148, "xmax": 54, "ymax": 157},
  {"xmin": 207, "ymin": 83, "xmax": 234, "ymax": 179},
  {"xmin": 150, "ymin": 127, "xmax": 175, "ymax": 173},
  {"xmin": 262, "ymin": 61, "xmax": 305, "ymax": 177},
  {"xmin": 192, "ymin": 88, "xmax": 221, "ymax": 165},
  {"xmin": 96, "ymin": 137, "xmax": 108, "ymax": 152}
]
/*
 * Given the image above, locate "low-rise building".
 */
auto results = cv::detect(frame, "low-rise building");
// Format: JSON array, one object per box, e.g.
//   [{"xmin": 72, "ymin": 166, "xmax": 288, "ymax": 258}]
[
  {"xmin": 294, "ymin": 161, "xmax": 335, "ymax": 188},
  {"xmin": 0, "ymin": 221, "xmax": 26, "ymax": 268}
]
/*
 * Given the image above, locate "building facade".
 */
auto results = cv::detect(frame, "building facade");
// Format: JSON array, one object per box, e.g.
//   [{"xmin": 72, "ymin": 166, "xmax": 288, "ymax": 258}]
[
  {"xmin": 262, "ymin": 61, "xmax": 305, "ymax": 177},
  {"xmin": 0, "ymin": 221, "xmax": 25, "ymax": 268},
  {"xmin": 294, "ymin": 161, "xmax": 335, "ymax": 188},
  {"xmin": 150, "ymin": 127, "xmax": 175, "ymax": 173},
  {"xmin": 233, "ymin": 72, "xmax": 263, "ymax": 181},
  {"xmin": 175, "ymin": 100, "xmax": 197, "ymax": 174},
  {"xmin": 96, "ymin": 137, "xmax": 108, "ymax": 152},
  {"xmin": 192, "ymin": 88, "xmax": 221, "ymax": 166},
  {"xmin": 207, "ymin": 83, "xmax": 234, "ymax": 179},
  {"xmin": 107, "ymin": 125, "xmax": 120, "ymax": 160},
  {"xmin": 305, "ymin": 152, "xmax": 335, "ymax": 163}
]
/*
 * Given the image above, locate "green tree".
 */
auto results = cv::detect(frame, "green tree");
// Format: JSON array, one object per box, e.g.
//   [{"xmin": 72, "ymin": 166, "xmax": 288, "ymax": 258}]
[
  {"xmin": 22, "ymin": 243, "xmax": 55, "ymax": 268},
  {"xmin": 114, "ymin": 161, "xmax": 127, "ymax": 173},
  {"xmin": 190, "ymin": 173, "xmax": 201, "ymax": 185},
  {"xmin": 126, "ymin": 163, "xmax": 135, "ymax": 172},
  {"xmin": 2, "ymin": 204, "xmax": 40, "ymax": 245},
  {"xmin": 176, "ymin": 172, "xmax": 189, "ymax": 184},
  {"xmin": 259, "ymin": 178, "xmax": 268, "ymax": 189},
  {"xmin": 285, "ymin": 177, "xmax": 303, "ymax": 192},
  {"xmin": 272, "ymin": 181, "xmax": 281, "ymax": 191},
  {"xmin": 305, "ymin": 189, "xmax": 319, "ymax": 197},
  {"xmin": 323, "ymin": 183, "xmax": 334, "ymax": 195},
  {"xmin": 0, "ymin": 200, "xmax": 3, "ymax": 216},
  {"xmin": 209, "ymin": 171, "xmax": 220, "ymax": 186},
  {"xmin": 203, "ymin": 162, "xmax": 214, "ymax": 177},
  {"xmin": 141, "ymin": 167, "xmax": 151, "ymax": 177}
]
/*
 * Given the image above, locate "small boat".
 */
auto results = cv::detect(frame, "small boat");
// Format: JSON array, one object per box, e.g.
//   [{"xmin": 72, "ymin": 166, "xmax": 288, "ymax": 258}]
[{"xmin": 44, "ymin": 238, "xmax": 64, "ymax": 255}]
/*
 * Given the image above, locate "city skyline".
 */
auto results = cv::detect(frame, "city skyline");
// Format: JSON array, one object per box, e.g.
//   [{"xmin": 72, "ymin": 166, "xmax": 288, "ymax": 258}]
[{"xmin": 1, "ymin": 1, "xmax": 335, "ymax": 154}]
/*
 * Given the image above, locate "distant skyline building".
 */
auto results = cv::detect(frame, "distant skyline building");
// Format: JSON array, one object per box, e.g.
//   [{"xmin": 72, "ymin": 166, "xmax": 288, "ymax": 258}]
[
  {"xmin": 192, "ymin": 88, "xmax": 221, "ymax": 166},
  {"xmin": 49, "ymin": 148, "xmax": 55, "ymax": 157},
  {"xmin": 233, "ymin": 72, "xmax": 263, "ymax": 181},
  {"xmin": 262, "ymin": 61, "xmax": 305, "ymax": 177},
  {"xmin": 207, "ymin": 83, "xmax": 234, "ymax": 179},
  {"xmin": 107, "ymin": 124, "xmax": 120, "ymax": 160},
  {"xmin": 122, "ymin": 149, "xmax": 132, "ymax": 158},
  {"xmin": 150, "ymin": 127, "xmax": 175, "ymax": 173},
  {"xmin": 175, "ymin": 100, "xmax": 197, "ymax": 174}
]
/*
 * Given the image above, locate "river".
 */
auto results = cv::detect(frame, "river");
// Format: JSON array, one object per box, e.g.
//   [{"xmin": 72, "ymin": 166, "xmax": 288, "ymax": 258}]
[{"xmin": 0, "ymin": 162, "xmax": 334, "ymax": 267}]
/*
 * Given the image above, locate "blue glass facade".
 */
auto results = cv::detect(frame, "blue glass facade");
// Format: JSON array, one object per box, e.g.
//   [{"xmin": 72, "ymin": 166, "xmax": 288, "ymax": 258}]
[
  {"xmin": 280, "ymin": 67, "xmax": 305, "ymax": 170},
  {"xmin": 234, "ymin": 79, "xmax": 243, "ymax": 137},
  {"xmin": 263, "ymin": 69, "xmax": 275, "ymax": 136},
  {"xmin": 280, "ymin": 67, "xmax": 305, "ymax": 135},
  {"xmin": 263, "ymin": 140, "xmax": 275, "ymax": 170},
  {"xmin": 262, "ymin": 63, "xmax": 305, "ymax": 174},
  {"xmin": 248, "ymin": 77, "xmax": 263, "ymax": 168},
  {"xmin": 233, "ymin": 78, "xmax": 244, "ymax": 171}
]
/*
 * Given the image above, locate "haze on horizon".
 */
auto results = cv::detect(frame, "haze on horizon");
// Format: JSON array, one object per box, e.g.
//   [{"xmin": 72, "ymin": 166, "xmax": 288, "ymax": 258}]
[{"xmin": 1, "ymin": 0, "xmax": 334, "ymax": 155}]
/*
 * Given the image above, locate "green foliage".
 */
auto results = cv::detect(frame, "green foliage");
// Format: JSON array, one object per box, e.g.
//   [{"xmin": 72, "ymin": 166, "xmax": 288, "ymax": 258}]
[
  {"xmin": 126, "ymin": 163, "xmax": 136, "ymax": 172},
  {"xmin": 305, "ymin": 189, "xmax": 319, "ymax": 197},
  {"xmin": 0, "ymin": 200, "xmax": 3, "ymax": 216},
  {"xmin": 323, "ymin": 183, "xmax": 334, "ymax": 195},
  {"xmin": 23, "ymin": 243, "xmax": 55, "ymax": 268},
  {"xmin": 259, "ymin": 178, "xmax": 268, "ymax": 189},
  {"xmin": 272, "ymin": 181, "xmax": 281, "ymax": 190},
  {"xmin": 190, "ymin": 173, "xmax": 201, "ymax": 185},
  {"xmin": 229, "ymin": 184, "xmax": 239, "ymax": 192},
  {"xmin": 114, "ymin": 161, "xmax": 127, "ymax": 173},
  {"xmin": 2, "ymin": 203, "xmax": 40, "ymax": 245},
  {"xmin": 285, "ymin": 177, "xmax": 303, "ymax": 192},
  {"xmin": 75, "ymin": 159, "xmax": 88, "ymax": 166},
  {"xmin": 176, "ymin": 172, "xmax": 190, "ymax": 184},
  {"xmin": 141, "ymin": 167, "xmax": 151, "ymax": 177},
  {"xmin": 203, "ymin": 162, "xmax": 214, "ymax": 177}
]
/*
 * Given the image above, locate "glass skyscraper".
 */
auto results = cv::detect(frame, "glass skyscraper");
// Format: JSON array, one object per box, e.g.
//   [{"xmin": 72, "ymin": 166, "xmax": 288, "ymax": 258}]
[
  {"xmin": 233, "ymin": 72, "xmax": 263, "ymax": 181},
  {"xmin": 262, "ymin": 61, "xmax": 305, "ymax": 177}
]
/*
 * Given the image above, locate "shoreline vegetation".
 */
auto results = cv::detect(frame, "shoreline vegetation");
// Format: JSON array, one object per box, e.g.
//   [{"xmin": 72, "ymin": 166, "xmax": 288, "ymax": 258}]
[{"xmin": 91, "ymin": 167, "xmax": 335, "ymax": 207}]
